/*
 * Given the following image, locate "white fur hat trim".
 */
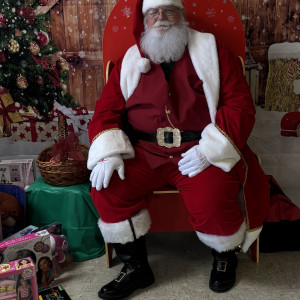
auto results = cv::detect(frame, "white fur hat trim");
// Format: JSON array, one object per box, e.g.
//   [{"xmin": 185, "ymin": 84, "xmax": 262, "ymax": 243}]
[
  {"xmin": 137, "ymin": 57, "xmax": 151, "ymax": 73},
  {"xmin": 142, "ymin": 0, "xmax": 184, "ymax": 14}
]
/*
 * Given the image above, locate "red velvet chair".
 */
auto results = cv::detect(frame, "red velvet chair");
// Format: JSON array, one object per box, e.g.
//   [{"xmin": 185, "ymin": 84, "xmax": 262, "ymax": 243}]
[{"xmin": 102, "ymin": 0, "xmax": 259, "ymax": 267}]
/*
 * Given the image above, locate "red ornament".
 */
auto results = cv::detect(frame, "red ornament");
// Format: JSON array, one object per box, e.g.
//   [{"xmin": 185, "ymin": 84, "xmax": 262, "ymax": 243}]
[
  {"xmin": 37, "ymin": 75, "xmax": 44, "ymax": 85},
  {"xmin": 0, "ymin": 13, "xmax": 6, "ymax": 28},
  {"xmin": 39, "ymin": 0, "xmax": 49, "ymax": 5},
  {"xmin": 17, "ymin": 7, "xmax": 36, "ymax": 25},
  {"xmin": 29, "ymin": 42, "xmax": 40, "ymax": 55},
  {"xmin": 36, "ymin": 31, "xmax": 49, "ymax": 47},
  {"xmin": 0, "ymin": 51, "xmax": 5, "ymax": 62},
  {"xmin": 16, "ymin": 75, "xmax": 28, "ymax": 89}
]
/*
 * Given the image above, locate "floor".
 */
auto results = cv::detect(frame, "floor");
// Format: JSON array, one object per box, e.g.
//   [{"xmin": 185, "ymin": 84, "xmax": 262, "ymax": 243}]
[{"xmin": 56, "ymin": 231, "xmax": 300, "ymax": 300}]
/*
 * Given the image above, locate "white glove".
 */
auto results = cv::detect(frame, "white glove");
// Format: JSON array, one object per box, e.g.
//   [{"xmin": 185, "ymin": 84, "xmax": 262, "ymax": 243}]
[
  {"xmin": 90, "ymin": 154, "xmax": 125, "ymax": 190},
  {"xmin": 178, "ymin": 145, "xmax": 211, "ymax": 177}
]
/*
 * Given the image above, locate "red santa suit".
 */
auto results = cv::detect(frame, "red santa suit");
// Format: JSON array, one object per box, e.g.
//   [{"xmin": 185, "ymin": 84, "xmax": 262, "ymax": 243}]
[{"xmin": 88, "ymin": 8, "xmax": 270, "ymax": 253}]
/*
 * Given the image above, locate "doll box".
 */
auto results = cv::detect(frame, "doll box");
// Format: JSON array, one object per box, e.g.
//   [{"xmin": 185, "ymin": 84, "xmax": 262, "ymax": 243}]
[
  {"xmin": 0, "ymin": 257, "xmax": 38, "ymax": 300},
  {"xmin": 0, "ymin": 230, "xmax": 54, "ymax": 291}
]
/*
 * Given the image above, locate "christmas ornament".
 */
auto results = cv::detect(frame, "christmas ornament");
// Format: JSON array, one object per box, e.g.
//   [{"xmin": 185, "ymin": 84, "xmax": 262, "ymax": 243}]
[
  {"xmin": 39, "ymin": 0, "xmax": 50, "ymax": 5},
  {"xmin": 17, "ymin": 7, "xmax": 36, "ymax": 25},
  {"xmin": 16, "ymin": 75, "xmax": 28, "ymax": 89},
  {"xmin": 56, "ymin": 57, "xmax": 68, "ymax": 71},
  {"xmin": 0, "ymin": 52, "xmax": 5, "ymax": 63},
  {"xmin": 37, "ymin": 75, "xmax": 44, "ymax": 85},
  {"xmin": 29, "ymin": 42, "xmax": 40, "ymax": 55},
  {"xmin": 8, "ymin": 39, "xmax": 20, "ymax": 53},
  {"xmin": 0, "ymin": 13, "xmax": 6, "ymax": 28},
  {"xmin": 36, "ymin": 31, "xmax": 49, "ymax": 47}
]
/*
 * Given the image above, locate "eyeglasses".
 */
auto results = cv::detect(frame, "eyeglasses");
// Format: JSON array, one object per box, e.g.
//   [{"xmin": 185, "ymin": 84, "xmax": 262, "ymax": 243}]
[{"xmin": 145, "ymin": 8, "xmax": 179, "ymax": 19}]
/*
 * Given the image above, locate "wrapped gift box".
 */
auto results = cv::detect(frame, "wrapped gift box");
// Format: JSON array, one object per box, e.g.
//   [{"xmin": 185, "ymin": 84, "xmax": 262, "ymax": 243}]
[
  {"xmin": 10, "ymin": 121, "xmax": 58, "ymax": 142},
  {"xmin": 0, "ymin": 88, "xmax": 23, "ymax": 137},
  {"xmin": 49, "ymin": 101, "xmax": 91, "ymax": 133}
]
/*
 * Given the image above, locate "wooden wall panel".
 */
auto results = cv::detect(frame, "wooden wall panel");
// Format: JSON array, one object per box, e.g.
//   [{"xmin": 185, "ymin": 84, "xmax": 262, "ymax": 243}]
[{"xmin": 49, "ymin": 0, "xmax": 106, "ymax": 111}]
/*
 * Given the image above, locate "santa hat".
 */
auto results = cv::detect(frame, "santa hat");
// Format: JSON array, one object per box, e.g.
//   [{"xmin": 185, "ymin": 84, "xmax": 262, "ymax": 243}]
[{"xmin": 142, "ymin": 0, "xmax": 184, "ymax": 14}]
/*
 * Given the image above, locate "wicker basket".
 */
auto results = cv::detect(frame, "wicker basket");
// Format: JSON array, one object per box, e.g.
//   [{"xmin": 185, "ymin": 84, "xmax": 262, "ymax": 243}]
[{"xmin": 36, "ymin": 116, "xmax": 90, "ymax": 186}]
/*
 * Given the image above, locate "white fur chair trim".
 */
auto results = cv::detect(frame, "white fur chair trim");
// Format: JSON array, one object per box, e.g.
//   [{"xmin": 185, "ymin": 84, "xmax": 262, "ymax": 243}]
[
  {"xmin": 199, "ymin": 123, "xmax": 240, "ymax": 172},
  {"xmin": 98, "ymin": 209, "xmax": 151, "ymax": 244},
  {"xmin": 87, "ymin": 129, "xmax": 135, "ymax": 170},
  {"xmin": 241, "ymin": 227, "xmax": 262, "ymax": 253}
]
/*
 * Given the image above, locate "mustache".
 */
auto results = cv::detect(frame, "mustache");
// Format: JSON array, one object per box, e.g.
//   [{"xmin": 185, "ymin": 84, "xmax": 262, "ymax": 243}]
[{"xmin": 152, "ymin": 20, "xmax": 175, "ymax": 28}]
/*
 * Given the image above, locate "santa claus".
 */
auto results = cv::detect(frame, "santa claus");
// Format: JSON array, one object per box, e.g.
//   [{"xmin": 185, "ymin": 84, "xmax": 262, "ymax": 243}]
[{"xmin": 87, "ymin": 0, "xmax": 270, "ymax": 298}]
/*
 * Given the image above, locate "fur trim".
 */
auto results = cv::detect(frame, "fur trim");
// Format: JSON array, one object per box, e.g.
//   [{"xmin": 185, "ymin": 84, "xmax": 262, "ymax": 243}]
[
  {"xmin": 188, "ymin": 30, "xmax": 219, "ymax": 123},
  {"xmin": 241, "ymin": 227, "xmax": 262, "ymax": 253},
  {"xmin": 120, "ymin": 45, "xmax": 142, "ymax": 101},
  {"xmin": 196, "ymin": 220, "xmax": 246, "ymax": 253},
  {"xmin": 142, "ymin": 0, "xmax": 184, "ymax": 14},
  {"xmin": 97, "ymin": 209, "xmax": 151, "ymax": 244},
  {"xmin": 199, "ymin": 123, "xmax": 240, "ymax": 172},
  {"xmin": 87, "ymin": 129, "xmax": 135, "ymax": 170},
  {"xmin": 137, "ymin": 58, "xmax": 151, "ymax": 73}
]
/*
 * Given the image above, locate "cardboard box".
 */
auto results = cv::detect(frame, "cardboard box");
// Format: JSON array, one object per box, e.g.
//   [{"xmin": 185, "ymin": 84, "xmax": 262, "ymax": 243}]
[
  {"xmin": 0, "ymin": 159, "xmax": 35, "ymax": 188},
  {"xmin": 0, "ymin": 230, "xmax": 55, "ymax": 291},
  {"xmin": 0, "ymin": 257, "xmax": 39, "ymax": 300}
]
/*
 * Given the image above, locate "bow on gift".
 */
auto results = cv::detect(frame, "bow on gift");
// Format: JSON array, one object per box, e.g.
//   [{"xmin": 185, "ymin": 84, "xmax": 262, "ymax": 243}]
[
  {"xmin": 0, "ymin": 99, "xmax": 20, "ymax": 134},
  {"xmin": 51, "ymin": 132, "xmax": 86, "ymax": 162},
  {"xmin": 0, "ymin": 13, "xmax": 6, "ymax": 28}
]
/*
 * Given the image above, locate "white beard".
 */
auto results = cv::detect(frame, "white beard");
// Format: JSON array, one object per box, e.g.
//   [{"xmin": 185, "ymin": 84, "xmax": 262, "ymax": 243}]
[{"xmin": 140, "ymin": 19, "xmax": 189, "ymax": 64}]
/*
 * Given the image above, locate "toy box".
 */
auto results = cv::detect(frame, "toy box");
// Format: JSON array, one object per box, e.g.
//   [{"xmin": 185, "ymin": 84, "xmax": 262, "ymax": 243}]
[
  {"xmin": 0, "ymin": 230, "xmax": 55, "ymax": 291},
  {"xmin": 38, "ymin": 284, "xmax": 71, "ymax": 300},
  {"xmin": 0, "ymin": 159, "xmax": 35, "ymax": 188},
  {"xmin": 0, "ymin": 257, "xmax": 39, "ymax": 300}
]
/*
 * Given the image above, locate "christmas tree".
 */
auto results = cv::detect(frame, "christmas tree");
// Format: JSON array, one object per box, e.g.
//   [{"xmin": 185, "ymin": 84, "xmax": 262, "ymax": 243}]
[{"xmin": 0, "ymin": 0, "xmax": 77, "ymax": 116}]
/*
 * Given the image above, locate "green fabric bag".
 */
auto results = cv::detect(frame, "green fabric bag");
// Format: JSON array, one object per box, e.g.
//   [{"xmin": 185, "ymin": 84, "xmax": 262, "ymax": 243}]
[{"xmin": 25, "ymin": 177, "xmax": 105, "ymax": 262}]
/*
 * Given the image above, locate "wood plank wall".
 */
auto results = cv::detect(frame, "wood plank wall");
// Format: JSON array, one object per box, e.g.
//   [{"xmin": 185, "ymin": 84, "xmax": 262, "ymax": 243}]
[{"xmin": 49, "ymin": 0, "xmax": 300, "ymax": 110}]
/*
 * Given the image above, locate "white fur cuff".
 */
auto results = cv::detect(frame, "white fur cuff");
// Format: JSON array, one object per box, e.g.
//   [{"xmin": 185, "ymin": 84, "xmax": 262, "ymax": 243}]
[
  {"xmin": 87, "ymin": 129, "xmax": 135, "ymax": 170},
  {"xmin": 200, "ymin": 123, "xmax": 240, "ymax": 172},
  {"xmin": 196, "ymin": 220, "xmax": 246, "ymax": 253},
  {"xmin": 98, "ymin": 209, "xmax": 151, "ymax": 244}
]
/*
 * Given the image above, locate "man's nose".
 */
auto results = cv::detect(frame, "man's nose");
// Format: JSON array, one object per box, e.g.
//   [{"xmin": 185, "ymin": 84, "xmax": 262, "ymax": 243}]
[{"xmin": 157, "ymin": 10, "xmax": 167, "ymax": 20}]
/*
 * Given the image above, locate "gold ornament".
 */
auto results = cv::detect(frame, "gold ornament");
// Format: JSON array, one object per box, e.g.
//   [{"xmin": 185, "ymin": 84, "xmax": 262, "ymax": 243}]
[
  {"xmin": 29, "ymin": 42, "xmax": 40, "ymax": 55},
  {"xmin": 16, "ymin": 75, "xmax": 28, "ymax": 89},
  {"xmin": 8, "ymin": 39, "xmax": 20, "ymax": 53},
  {"xmin": 56, "ymin": 57, "xmax": 68, "ymax": 71}
]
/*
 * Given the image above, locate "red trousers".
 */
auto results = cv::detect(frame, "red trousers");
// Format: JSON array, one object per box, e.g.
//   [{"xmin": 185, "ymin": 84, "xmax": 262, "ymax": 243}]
[{"xmin": 91, "ymin": 147, "xmax": 245, "ymax": 236}]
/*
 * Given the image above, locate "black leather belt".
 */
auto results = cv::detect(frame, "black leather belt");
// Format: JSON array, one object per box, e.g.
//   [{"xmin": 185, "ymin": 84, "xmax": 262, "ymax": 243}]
[{"xmin": 134, "ymin": 127, "xmax": 202, "ymax": 148}]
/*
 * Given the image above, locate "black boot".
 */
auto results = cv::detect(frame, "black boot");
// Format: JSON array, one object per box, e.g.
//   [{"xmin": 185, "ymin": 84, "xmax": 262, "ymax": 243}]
[
  {"xmin": 98, "ymin": 236, "xmax": 155, "ymax": 300},
  {"xmin": 209, "ymin": 248, "xmax": 239, "ymax": 293}
]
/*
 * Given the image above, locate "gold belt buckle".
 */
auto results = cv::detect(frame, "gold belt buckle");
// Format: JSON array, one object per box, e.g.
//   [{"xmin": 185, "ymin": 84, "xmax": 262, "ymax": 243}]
[{"xmin": 156, "ymin": 127, "xmax": 181, "ymax": 148}]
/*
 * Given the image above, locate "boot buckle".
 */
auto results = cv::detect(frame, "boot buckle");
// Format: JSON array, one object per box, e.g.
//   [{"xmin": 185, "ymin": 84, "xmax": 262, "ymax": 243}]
[
  {"xmin": 114, "ymin": 272, "xmax": 126, "ymax": 283},
  {"xmin": 216, "ymin": 260, "xmax": 227, "ymax": 272}
]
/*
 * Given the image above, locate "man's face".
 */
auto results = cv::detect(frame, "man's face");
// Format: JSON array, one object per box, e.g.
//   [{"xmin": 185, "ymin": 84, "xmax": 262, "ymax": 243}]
[{"xmin": 145, "ymin": 5, "xmax": 181, "ymax": 31}]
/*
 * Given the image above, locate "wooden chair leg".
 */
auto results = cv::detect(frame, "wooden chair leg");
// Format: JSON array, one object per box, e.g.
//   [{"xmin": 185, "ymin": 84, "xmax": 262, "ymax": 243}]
[
  {"xmin": 250, "ymin": 236, "xmax": 259, "ymax": 263},
  {"xmin": 105, "ymin": 243, "xmax": 113, "ymax": 268}
]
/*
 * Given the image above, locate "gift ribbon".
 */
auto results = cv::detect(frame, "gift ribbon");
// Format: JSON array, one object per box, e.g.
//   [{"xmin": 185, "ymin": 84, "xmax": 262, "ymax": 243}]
[
  {"xmin": 0, "ymin": 98, "xmax": 20, "ymax": 134},
  {"xmin": 0, "ymin": 15, "xmax": 6, "ymax": 28},
  {"xmin": 54, "ymin": 101, "xmax": 90, "ymax": 132}
]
